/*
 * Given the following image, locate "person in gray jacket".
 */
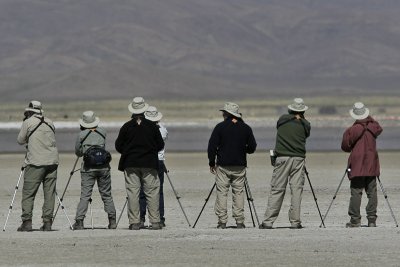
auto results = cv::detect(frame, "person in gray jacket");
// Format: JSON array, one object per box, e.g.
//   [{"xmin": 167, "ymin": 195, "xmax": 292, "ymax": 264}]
[
  {"xmin": 17, "ymin": 100, "xmax": 59, "ymax": 232},
  {"xmin": 72, "ymin": 111, "xmax": 116, "ymax": 230}
]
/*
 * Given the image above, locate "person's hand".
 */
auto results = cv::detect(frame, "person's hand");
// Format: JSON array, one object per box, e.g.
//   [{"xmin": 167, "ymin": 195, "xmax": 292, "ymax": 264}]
[{"xmin": 210, "ymin": 166, "xmax": 217, "ymax": 174}]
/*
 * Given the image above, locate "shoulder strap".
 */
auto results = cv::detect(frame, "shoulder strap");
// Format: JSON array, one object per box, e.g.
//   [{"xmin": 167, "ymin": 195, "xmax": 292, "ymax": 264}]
[
  {"xmin": 93, "ymin": 129, "xmax": 106, "ymax": 140},
  {"xmin": 277, "ymin": 116, "xmax": 309, "ymax": 137},
  {"xmin": 80, "ymin": 130, "xmax": 92, "ymax": 145},
  {"xmin": 79, "ymin": 129, "xmax": 105, "ymax": 146},
  {"xmin": 27, "ymin": 116, "xmax": 55, "ymax": 139}
]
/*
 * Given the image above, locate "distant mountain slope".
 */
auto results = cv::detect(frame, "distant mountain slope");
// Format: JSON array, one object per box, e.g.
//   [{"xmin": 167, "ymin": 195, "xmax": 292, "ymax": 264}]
[{"xmin": 1, "ymin": 0, "xmax": 400, "ymax": 102}]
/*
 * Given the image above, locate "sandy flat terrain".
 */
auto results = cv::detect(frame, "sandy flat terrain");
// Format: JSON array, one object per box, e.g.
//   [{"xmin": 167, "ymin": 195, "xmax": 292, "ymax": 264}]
[{"xmin": 1, "ymin": 152, "xmax": 400, "ymax": 266}]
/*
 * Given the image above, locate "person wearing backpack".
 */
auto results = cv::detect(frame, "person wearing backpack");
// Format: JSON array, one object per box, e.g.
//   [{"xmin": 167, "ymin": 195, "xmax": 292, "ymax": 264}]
[
  {"xmin": 17, "ymin": 100, "xmax": 59, "ymax": 232},
  {"xmin": 72, "ymin": 111, "xmax": 116, "ymax": 230},
  {"xmin": 341, "ymin": 102, "xmax": 382, "ymax": 228}
]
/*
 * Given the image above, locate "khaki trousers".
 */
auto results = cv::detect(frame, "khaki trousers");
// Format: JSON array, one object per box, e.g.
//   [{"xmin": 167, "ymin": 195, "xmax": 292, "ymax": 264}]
[
  {"xmin": 214, "ymin": 166, "xmax": 246, "ymax": 224},
  {"xmin": 348, "ymin": 176, "xmax": 378, "ymax": 224},
  {"xmin": 75, "ymin": 168, "xmax": 116, "ymax": 221},
  {"xmin": 125, "ymin": 167, "xmax": 160, "ymax": 224},
  {"xmin": 21, "ymin": 164, "xmax": 58, "ymax": 222},
  {"xmin": 262, "ymin": 157, "xmax": 305, "ymax": 226}
]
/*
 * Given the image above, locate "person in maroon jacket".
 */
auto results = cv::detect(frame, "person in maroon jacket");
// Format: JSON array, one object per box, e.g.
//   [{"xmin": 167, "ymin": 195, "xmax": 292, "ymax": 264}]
[{"xmin": 341, "ymin": 102, "xmax": 383, "ymax": 228}]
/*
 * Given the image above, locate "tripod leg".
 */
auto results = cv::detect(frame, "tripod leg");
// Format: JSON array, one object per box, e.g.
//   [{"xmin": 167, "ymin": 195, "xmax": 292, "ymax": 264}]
[
  {"xmin": 192, "ymin": 183, "xmax": 216, "ymax": 228},
  {"xmin": 377, "ymin": 176, "xmax": 399, "ymax": 227},
  {"xmin": 244, "ymin": 177, "xmax": 260, "ymax": 226},
  {"xmin": 320, "ymin": 168, "xmax": 348, "ymax": 227},
  {"xmin": 55, "ymin": 191, "xmax": 73, "ymax": 230},
  {"xmin": 54, "ymin": 157, "xmax": 79, "ymax": 220},
  {"xmin": 116, "ymin": 197, "xmax": 128, "ymax": 228},
  {"xmin": 89, "ymin": 198, "xmax": 94, "ymax": 230},
  {"xmin": 164, "ymin": 168, "xmax": 192, "ymax": 227},
  {"xmin": 304, "ymin": 167, "xmax": 325, "ymax": 228},
  {"xmin": 244, "ymin": 182, "xmax": 255, "ymax": 227},
  {"xmin": 3, "ymin": 167, "xmax": 25, "ymax": 232}
]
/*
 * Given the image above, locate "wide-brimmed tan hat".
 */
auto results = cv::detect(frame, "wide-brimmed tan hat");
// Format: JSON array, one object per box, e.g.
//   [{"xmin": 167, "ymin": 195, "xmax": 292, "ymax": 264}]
[
  {"xmin": 25, "ymin": 100, "xmax": 43, "ymax": 114},
  {"xmin": 288, "ymin": 98, "xmax": 308, "ymax": 112},
  {"xmin": 79, "ymin": 110, "xmax": 100, "ymax": 128},
  {"xmin": 128, "ymin": 97, "xmax": 149, "ymax": 114},
  {"xmin": 350, "ymin": 102, "xmax": 369, "ymax": 120},
  {"xmin": 145, "ymin": 106, "xmax": 163, "ymax": 122},
  {"xmin": 220, "ymin": 102, "xmax": 241, "ymax": 118}
]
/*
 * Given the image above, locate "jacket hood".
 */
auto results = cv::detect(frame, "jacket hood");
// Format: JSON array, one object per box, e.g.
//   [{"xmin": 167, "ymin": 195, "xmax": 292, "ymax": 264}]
[{"xmin": 354, "ymin": 116, "xmax": 383, "ymax": 137}]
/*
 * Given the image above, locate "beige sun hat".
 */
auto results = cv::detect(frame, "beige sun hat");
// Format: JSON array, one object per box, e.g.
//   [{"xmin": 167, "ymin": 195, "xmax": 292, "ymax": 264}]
[
  {"xmin": 79, "ymin": 110, "xmax": 100, "ymax": 128},
  {"xmin": 288, "ymin": 98, "xmax": 308, "ymax": 112},
  {"xmin": 350, "ymin": 102, "xmax": 369, "ymax": 120},
  {"xmin": 25, "ymin": 100, "xmax": 43, "ymax": 114},
  {"xmin": 145, "ymin": 106, "xmax": 163, "ymax": 122},
  {"xmin": 219, "ymin": 102, "xmax": 242, "ymax": 118},
  {"xmin": 128, "ymin": 97, "xmax": 149, "ymax": 114}
]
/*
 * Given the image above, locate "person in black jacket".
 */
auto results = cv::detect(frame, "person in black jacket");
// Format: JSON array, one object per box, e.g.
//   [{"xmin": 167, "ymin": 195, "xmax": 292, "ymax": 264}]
[
  {"xmin": 115, "ymin": 97, "xmax": 164, "ymax": 230},
  {"xmin": 208, "ymin": 102, "xmax": 257, "ymax": 229}
]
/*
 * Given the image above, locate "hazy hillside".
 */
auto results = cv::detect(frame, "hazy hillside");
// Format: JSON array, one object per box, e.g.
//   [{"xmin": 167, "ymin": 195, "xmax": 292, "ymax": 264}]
[{"xmin": 1, "ymin": 0, "xmax": 400, "ymax": 102}]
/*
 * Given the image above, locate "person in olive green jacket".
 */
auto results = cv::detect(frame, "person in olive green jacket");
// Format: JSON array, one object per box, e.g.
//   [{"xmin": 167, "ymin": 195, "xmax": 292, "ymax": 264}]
[
  {"xmin": 17, "ymin": 100, "xmax": 59, "ymax": 232},
  {"xmin": 260, "ymin": 98, "xmax": 311, "ymax": 229}
]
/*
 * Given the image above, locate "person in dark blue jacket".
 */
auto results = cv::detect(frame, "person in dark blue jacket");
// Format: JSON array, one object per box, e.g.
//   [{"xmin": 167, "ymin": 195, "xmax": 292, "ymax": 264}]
[{"xmin": 208, "ymin": 102, "xmax": 257, "ymax": 229}]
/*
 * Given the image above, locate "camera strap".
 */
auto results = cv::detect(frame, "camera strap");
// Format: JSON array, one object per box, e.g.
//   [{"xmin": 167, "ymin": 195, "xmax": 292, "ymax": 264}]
[{"xmin": 27, "ymin": 116, "xmax": 55, "ymax": 140}]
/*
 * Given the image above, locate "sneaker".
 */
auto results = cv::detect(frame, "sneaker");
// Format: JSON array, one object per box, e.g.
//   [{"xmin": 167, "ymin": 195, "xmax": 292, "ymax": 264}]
[
  {"xmin": 259, "ymin": 223, "xmax": 273, "ymax": 229},
  {"xmin": 73, "ymin": 220, "xmax": 84, "ymax": 230},
  {"xmin": 150, "ymin": 223, "xmax": 162, "ymax": 230},
  {"xmin": 290, "ymin": 224, "xmax": 303, "ymax": 229},
  {"xmin": 217, "ymin": 222, "xmax": 226, "ymax": 229},
  {"xmin": 345, "ymin": 222, "xmax": 361, "ymax": 228},
  {"xmin": 139, "ymin": 220, "xmax": 146, "ymax": 229},
  {"xmin": 129, "ymin": 223, "xmax": 141, "ymax": 230},
  {"xmin": 368, "ymin": 221, "xmax": 377, "ymax": 227},
  {"xmin": 17, "ymin": 220, "xmax": 33, "ymax": 232},
  {"xmin": 108, "ymin": 218, "xmax": 117, "ymax": 229},
  {"xmin": 40, "ymin": 220, "xmax": 52, "ymax": 231},
  {"xmin": 236, "ymin": 223, "xmax": 245, "ymax": 229}
]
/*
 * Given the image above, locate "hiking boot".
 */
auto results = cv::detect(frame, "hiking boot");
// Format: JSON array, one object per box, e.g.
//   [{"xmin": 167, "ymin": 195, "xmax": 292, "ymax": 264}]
[
  {"xmin": 129, "ymin": 223, "xmax": 141, "ymax": 230},
  {"xmin": 150, "ymin": 223, "xmax": 162, "ymax": 230},
  {"xmin": 290, "ymin": 224, "xmax": 303, "ymax": 229},
  {"xmin": 73, "ymin": 220, "xmax": 84, "ymax": 230},
  {"xmin": 345, "ymin": 222, "xmax": 361, "ymax": 228},
  {"xmin": 368, "ymin": 220, "xmax": 377, "ymax": 227},
  {"xmin": 40, "ymin": 220, "xmax": 52, "ymax": 231},
  {"xmin": 217, "ymin": 222, "xmax": 226, "ymax": 229},
  {"xmin": 108, "ymin": 218, "xmax": 117, "ymax": 229},
  {"xmin": 17, "ymin": 220, "xmax": 32, "ymax": 232},
  {"xmin": 236, "ymin": 223, "xmax": 245, "ymax": 229},
  {"xmin": 259, "ymin": 223, "xmax": 273, "ymax": 229}
]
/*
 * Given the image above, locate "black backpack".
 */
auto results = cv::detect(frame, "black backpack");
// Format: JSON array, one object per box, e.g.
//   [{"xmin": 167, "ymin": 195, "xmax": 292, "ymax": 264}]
[
  {"xmin": 80, "ymin": 129, "xmax": 111, "ymax": 168},
  {"xmin": 83, "ymin": 145, "xmax": 112, "ymax": 167}
]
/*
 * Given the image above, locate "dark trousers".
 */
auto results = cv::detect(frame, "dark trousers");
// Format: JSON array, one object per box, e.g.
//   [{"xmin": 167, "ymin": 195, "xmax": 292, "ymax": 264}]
[
  {"xmin": 348, "ymin": 176, "xmax": 378, "ymax": 224},
  {"xmin": 140, "ymin": 161, "xmax": 165, "ymax": 222}
]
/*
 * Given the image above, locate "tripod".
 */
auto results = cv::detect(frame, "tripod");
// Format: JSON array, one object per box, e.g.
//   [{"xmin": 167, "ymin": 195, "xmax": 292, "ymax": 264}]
[
  {"xmin": 55, "ymin": 190, "xmax": 74, "ymax": 230},
  {"xmin": 53, "ymin": 157, "xmax": 80, "ymax": 220},
  {"xmin": 321, "ymin": 169, "xmax": 398, "ymax": 227},
  {"xmin": 304, "ymin": 167, "xmax": 325, "ymax": 228},
  {"xmin": 164, "ymin": 164, "xmax": 191, "ymax": 227},
  {"xmin": 3, "ymin": 165, "xmax": 25, "ymax": 232},
  {"xmin": 192, "ymin": 176, "xmax": 259, "ymax": 228},
  {"xmin": 244, "ymin": 177, "xmax": 260, "ymax": 227},
  {"xmin": 320, "ymin": 168, "xmax": 348, "ymax": 228}
]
